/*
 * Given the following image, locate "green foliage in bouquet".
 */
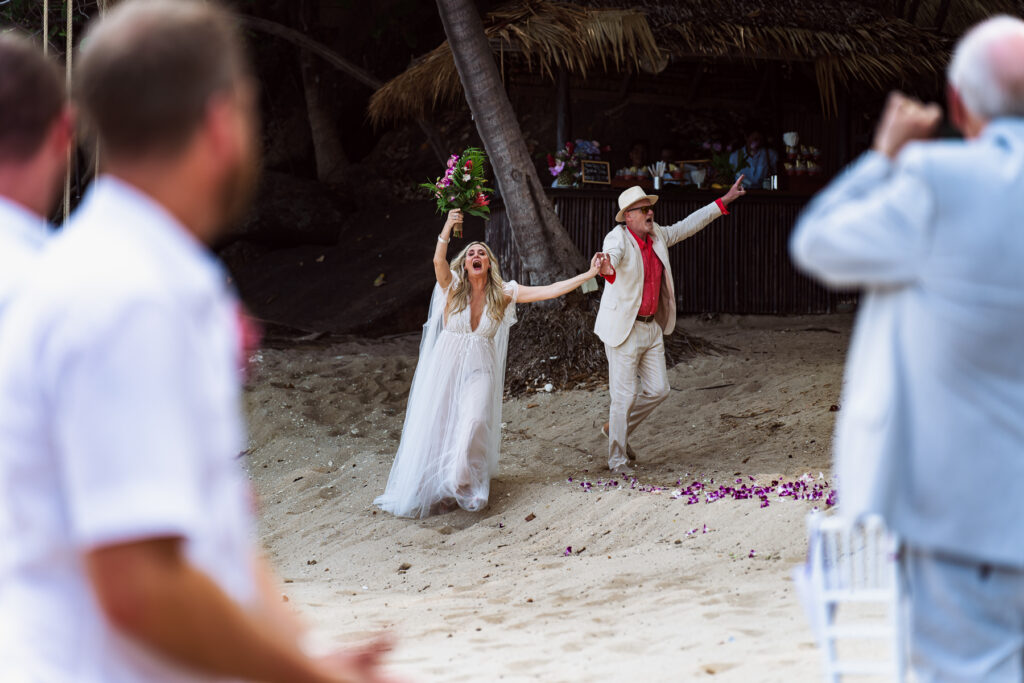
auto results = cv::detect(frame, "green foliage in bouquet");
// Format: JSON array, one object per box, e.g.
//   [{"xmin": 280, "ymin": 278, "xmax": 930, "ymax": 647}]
[{"xmin": 420, "ymin": 147, "xmax": 494, "ymax": 220}]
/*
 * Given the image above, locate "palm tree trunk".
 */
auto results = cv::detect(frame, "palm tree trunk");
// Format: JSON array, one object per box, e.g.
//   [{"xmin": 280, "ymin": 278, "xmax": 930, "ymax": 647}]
[
  {"xmin": 299, "ymin": 49, "xmax": 348, "ymax": 183},
  {"xmin": 435, "ymin": 0, "xmax": 586, "ymax": 285}
]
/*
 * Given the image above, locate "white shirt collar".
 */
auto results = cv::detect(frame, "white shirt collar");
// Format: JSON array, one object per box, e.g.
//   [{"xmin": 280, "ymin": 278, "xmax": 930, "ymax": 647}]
[
  {"xmin": 0, "ymin": 195, "xmax": 50, "ymax": 251},
  {"xmin": 81, "ymin": 175, "xmax": 227, "ymax": 287}
]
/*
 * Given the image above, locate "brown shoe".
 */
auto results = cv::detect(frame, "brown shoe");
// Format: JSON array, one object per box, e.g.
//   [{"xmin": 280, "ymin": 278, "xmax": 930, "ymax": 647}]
[{"xmin": 601, "ymin": 422, "xmax": 637, "ymax": 461}]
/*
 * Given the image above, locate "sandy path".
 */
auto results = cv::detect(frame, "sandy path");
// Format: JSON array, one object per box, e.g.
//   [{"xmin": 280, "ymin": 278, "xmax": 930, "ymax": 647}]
[{"xmin": 243, "ymin": 314, "xmax": 853, "ymax": 681}]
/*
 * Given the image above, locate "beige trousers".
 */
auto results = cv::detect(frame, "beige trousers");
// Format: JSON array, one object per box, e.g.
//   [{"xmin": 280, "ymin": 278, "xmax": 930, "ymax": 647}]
[{"xmin": 604, "ymin": 320, "xmax": 670, "ymax": 469}]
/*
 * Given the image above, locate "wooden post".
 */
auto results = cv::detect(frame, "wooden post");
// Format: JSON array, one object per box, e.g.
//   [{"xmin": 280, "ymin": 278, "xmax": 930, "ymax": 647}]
[
  {"xmin": 556, "ymin": 67, "xmax": 571, "ymax": 150},
  {"xmin": 935, "ymin": 0, "xmax": 952, "ymax": 32},
  {"xmin": 837, "ymin": 88, "xmax": 850, "ymax": 170}
]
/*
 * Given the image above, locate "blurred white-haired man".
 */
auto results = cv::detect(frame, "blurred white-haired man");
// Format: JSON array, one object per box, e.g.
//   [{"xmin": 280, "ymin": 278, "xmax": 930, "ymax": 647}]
[
  {"xmin": 791, "ymin": 15, "xmax": 1024, "ymax": 681},
  {"xmin": 0, "ymin": 34, "xmax": 71, "ymax": 318}
]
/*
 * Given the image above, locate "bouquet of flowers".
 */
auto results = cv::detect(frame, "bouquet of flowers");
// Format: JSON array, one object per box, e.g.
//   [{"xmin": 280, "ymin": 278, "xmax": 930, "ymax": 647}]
[
  {"xmin": 546, "ymin": 139, "xmax": 605, "ymax": 188},
  {"xmin": 420, "ymin": 147, "xmax": 493, "ymax": 237}
]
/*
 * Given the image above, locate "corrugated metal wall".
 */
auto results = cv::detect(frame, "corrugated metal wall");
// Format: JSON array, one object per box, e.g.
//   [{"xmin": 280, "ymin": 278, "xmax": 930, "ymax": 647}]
[{"xmin": 486, "ymin": 190, "xmax": 852, "ymax": 314}]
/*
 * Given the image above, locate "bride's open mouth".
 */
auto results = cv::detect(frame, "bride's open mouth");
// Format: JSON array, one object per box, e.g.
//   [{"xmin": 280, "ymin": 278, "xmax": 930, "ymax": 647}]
[{"xmin": 471, "ymin": 259, "xmax": 484, "ymax": 271}]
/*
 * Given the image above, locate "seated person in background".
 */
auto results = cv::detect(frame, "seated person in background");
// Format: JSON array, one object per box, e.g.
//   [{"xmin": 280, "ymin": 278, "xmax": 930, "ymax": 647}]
[
  {"xmin": 628, "ymin": 140, "xmax": 649, "ymax": 169},
  {"xmin": 658, "ymin": 144, "xmax": 681, "ymax": 185},
  {"xmin": 616, "ymin": 140, "xmax": 651, "ymax": 182},
  {"xmin": 730, "ymin": 130, "xmax": 778, "ymax": 188}
]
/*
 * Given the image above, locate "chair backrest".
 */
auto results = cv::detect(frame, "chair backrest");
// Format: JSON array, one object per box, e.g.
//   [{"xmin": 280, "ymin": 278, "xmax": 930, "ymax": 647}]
[
  {"xmin": 800, "ymin": 513, "xmax": 906, "ymax": 682},
  {"xmin": 814, "ymin": 514, "xmax": 898, "ymax": 597}
]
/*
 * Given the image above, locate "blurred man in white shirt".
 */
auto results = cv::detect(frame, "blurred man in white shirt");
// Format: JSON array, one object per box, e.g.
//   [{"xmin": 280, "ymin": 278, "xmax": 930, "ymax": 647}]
[
  {"xmin": 0, "ymin": 34, "xmax": 71, "ymax": 317},
  {"xmin": 0, "ymin": 2, "xmax": 397, "ymax": 682}
]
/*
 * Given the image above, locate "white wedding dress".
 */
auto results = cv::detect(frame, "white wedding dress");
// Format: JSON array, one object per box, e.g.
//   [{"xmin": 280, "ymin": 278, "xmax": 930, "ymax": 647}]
[{"xmin": 375, "ymin": 270, "xmax": 519, "ymax": 518}]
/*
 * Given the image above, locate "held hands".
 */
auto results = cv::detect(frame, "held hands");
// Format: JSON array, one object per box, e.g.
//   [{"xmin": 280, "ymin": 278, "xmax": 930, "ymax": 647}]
[
  {"xmin": 589, "ymin": 253, "xmax": 613, "ymax": 277},
  {"xmin": 873, "ymin": 91, "xmax": 941, "ymax": 159},
  {"xmin": 721, "ymin": 175, "xmax": 746, "ymax": 206}
]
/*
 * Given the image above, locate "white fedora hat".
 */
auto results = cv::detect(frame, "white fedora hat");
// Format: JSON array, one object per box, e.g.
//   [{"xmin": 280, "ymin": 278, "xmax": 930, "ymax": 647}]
[{"xmin": 615, "ymin": 185, "xmax": 659, "ymax": 223}]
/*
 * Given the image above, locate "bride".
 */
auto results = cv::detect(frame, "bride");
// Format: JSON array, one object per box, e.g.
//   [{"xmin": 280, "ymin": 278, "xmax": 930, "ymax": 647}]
[{"xmin": 375, "ymin": 209, "xmax": 603, "ymax": 518}]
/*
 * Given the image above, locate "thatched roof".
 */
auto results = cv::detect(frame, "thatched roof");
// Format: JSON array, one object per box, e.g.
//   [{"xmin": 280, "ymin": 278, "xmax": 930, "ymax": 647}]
[
  {"xmin": 592, "ymin": 0, "xmax": 952, "ymax": 115},
  {"xmin": 368, "ymin": 1, "xmax": 660, "ymax": 126},
  {"xmin": 368, "ymin": 0, "xmax": 952, "ymax": 124},
  {"xmin": 896, "ymin": 0, "xmax": 1024, "ymax": 36}
]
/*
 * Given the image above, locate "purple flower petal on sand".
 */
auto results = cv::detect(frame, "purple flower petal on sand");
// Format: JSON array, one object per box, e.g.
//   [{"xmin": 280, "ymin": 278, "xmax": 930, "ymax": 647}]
[
  {"xmin": 564, "ymin": 546, "xmax": 572, "ymax": 556},
  {"xmin": 748, "ymin": 549, "xmax": 756, "ymax": 558}
]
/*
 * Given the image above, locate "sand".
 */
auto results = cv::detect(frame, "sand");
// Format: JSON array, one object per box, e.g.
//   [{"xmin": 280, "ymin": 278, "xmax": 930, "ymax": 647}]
[{"xmin": 242, "ymin": 314, "xmax": 854, "ymax": 682}]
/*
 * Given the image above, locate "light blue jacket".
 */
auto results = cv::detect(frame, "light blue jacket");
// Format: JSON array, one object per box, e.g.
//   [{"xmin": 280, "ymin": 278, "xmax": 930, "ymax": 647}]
[{"xmin": 791, "ymin": 120, "xmax": 1024, "ymax": 567}]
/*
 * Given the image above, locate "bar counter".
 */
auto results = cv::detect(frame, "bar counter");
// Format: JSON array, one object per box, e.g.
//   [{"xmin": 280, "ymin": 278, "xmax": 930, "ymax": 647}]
[{"xmin": 486, "ymin": 187, "xmax": 852, "ymax": 315}]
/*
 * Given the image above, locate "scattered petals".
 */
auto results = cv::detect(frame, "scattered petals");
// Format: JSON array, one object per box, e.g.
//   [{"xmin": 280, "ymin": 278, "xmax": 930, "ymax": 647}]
[{"xmin": 565, "ymin": 471, "xmax": 837, "ymax": 510}]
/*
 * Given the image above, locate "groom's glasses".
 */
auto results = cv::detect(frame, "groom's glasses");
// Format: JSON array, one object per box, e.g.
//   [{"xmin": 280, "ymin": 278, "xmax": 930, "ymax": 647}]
[{"xmin": 627, "ymin": 206, "xmax": 654, "ymax": 215}]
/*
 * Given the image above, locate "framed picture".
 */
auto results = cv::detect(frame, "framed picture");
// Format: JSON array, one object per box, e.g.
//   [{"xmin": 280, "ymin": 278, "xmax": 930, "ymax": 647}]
[{"xmin": 580, "ymin": 160, "xmax": 611, "ymax": 185}]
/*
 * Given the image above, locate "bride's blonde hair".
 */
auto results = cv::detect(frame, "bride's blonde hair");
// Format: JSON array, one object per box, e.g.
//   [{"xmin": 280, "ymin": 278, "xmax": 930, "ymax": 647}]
[{"xmin": 448, "ymin": 241, "xmax": 509, "ymax": 322}]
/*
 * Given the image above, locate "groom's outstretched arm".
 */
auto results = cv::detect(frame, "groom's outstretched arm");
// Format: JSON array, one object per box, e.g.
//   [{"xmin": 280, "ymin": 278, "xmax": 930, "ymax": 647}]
[{"xmin": 662, "ymin": 176, "xmax": 745, "ymax": 248}]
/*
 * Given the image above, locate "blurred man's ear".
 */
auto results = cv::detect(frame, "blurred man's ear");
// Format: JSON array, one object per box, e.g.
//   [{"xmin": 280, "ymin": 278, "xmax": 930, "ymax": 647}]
[
  {"xmin": 947, "ymin": 84, "xmax": 984, "ymax": 138},
  {"xmin": 201, "ymin": 93, "xmax": 236, "ymax": 162},
  {"xmin": 947, "ymin": 84, "xmax": 967, "ymax": 133},
  {"xmin": 49, "ymin": 107, "xmax": 75, "ymax": 159}
]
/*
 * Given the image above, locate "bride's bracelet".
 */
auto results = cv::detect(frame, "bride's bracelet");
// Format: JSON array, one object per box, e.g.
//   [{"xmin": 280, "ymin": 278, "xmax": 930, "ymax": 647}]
[{"xmin": 438, "ymin": 235, "xmax": 449, "ymax": 244}]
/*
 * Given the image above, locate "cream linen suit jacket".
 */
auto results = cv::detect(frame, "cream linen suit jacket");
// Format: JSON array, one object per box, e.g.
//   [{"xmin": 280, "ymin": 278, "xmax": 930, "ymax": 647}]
[
  {"xmin": 791, "ymin": 119, "xmax": 1024, "ymax": 568},
  {"xmin": 594, "ymin": 202, "xmax": 723, "ymax": 347}
]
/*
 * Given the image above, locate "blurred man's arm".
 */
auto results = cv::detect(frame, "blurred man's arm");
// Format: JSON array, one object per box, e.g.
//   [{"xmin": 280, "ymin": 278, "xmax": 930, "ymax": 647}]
[
  {"xmin": 87, "ymin": 538, "xmax": 393, "ymax": 683},
  {"xmin": 253, "ymin": 552, "xmax": 308, "ymax": 645},
  {"xmin": 790, "ymin": 92, "xmax": 940, "ymax": 288},
  {"xmin": 789, "ymin": 151, "xmax": 935, "ymax": 288}
]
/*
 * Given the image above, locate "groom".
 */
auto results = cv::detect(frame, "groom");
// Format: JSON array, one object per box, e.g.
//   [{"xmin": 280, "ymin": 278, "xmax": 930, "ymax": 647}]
[{"xmin": 596, "ymin": 180, "xmax": 745, "ymax": 472}]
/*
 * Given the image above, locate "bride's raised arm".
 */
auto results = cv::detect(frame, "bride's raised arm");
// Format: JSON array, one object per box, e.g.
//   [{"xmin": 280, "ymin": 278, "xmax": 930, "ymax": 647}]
[
  {"xmin": 433, "ymin": 209, "xmax": 462, "ymax": 290},
  {"xmin": 514, "ymin": 253, "xmax": 604, "ymax": 304}
]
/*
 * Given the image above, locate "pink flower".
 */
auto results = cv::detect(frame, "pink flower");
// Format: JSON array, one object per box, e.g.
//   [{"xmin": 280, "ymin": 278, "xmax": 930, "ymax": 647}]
[
  {"xmin": 473, "ymin": 193, "xmax": 489, "ymax": 207},
  {"xmin": 551, "ymin": 161, "xmax": 565, "ymax": 176}
]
